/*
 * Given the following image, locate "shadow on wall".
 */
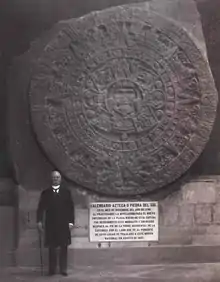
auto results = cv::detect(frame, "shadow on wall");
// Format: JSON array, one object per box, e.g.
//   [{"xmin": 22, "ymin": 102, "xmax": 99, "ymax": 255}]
[
  {"xmin": 191, "ymin": 0, "xmax": 220, "ymax": 174},
  {"xmin": 0, "ymin": 0, "xmax": 146, "ymax": 55}
]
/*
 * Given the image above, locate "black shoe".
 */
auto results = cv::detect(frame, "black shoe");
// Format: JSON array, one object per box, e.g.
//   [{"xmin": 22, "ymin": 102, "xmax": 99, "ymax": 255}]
[{"xmin": 60, "ymin": 272, "xmax": 68, "ymax": 276}]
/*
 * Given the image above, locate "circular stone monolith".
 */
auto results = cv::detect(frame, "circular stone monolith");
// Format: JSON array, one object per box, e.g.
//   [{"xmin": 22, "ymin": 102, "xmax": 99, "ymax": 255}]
[{"xmin": 29, "ymin": 5, "xmax": 218, "ymax": 196}]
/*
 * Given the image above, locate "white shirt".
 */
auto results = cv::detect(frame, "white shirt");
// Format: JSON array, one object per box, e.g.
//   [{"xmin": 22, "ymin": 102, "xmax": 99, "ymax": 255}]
[{"xmin": 52, "ymin": 185, "xmax": 60, "ymax": 193}]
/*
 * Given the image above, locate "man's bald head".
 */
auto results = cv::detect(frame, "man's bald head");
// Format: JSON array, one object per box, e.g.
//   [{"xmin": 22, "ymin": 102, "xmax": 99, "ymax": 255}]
[{"xmin": 51, "ymin": 171, "xmax": 61, "ymax": 186}]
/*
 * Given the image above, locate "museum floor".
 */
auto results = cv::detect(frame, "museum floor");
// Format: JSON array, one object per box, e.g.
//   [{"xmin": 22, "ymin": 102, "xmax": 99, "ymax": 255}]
[{"xmin": 1, "ymin": 263, "xmax": 220, "ymax": 282}]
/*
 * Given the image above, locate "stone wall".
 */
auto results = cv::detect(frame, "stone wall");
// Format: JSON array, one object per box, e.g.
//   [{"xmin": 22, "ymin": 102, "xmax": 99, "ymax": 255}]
[
  {"xmin": 158, "ymin": 177, "xmax": 220, "ymax": 245},
  {"xmin": 15, "ymin": 176, "xmax": 220, "ymax": 268},
  {"xmin": 72, "ymin": 176, "xmax": 220, "ymax": 247}
]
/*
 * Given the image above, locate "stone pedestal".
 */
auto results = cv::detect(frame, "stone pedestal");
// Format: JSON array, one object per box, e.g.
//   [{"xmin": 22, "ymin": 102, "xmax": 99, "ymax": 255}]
[{"xmin": 14, "ymin": 176, "xmax": 220, "ymax": 268}]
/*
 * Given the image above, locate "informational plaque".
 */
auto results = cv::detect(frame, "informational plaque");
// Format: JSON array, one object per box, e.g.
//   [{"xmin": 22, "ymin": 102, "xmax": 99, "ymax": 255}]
[{"xmin": 89, "ymin": 202, "xmax": 158, "ymax": 242}]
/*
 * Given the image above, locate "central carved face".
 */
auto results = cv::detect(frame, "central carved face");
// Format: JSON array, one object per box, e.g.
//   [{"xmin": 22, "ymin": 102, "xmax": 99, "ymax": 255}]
[
  {"xmin": 108, "ymin": 80, "xmax": 139, "ymax": 116},
  {"xmin": 82, "ymin": 57, "xmax": 166, "ymax": 143}
]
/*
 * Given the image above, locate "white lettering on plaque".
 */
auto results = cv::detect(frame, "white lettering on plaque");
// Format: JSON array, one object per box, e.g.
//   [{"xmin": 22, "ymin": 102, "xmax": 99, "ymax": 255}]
[{"xmin": 89, "ymin": 201, "xmax": 158, "ymax": 242}]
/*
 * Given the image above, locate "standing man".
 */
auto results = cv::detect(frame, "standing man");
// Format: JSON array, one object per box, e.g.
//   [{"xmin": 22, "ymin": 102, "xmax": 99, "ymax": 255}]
[{"xmin": 37, "ymin": 171, "xmax": 75, "ymax": 276}]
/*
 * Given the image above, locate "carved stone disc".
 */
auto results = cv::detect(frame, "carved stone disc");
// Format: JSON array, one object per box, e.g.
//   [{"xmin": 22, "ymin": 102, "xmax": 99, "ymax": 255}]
[{"xmin": 29, "ymin": 6, "xmax": 218, "ymax": 196}]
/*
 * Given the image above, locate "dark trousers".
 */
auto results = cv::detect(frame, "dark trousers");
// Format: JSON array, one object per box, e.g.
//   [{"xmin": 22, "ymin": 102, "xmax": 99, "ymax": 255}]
[{"xmin": 48, "ymin": 246, "xmax": 68, "ymax": 273}]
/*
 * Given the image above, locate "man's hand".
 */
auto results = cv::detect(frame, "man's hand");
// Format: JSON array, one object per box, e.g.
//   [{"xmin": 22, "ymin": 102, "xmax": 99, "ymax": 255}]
[
  {"xmin": 69, "ymin": 223, "xmax": 74, "ymax": 229},
  {"xmin": 37, "ymin": 222, "xmax": 44, "ymax": 233}
]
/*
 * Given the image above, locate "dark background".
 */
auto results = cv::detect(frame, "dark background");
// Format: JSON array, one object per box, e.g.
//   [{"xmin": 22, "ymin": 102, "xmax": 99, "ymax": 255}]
[{"xmin": 0, "ymin": 0, "xmax": 219, "ymax": 178}]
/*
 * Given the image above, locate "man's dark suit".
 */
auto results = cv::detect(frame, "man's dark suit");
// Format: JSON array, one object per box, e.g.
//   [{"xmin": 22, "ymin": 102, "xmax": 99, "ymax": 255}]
[{"xmin": 36, "ymin": 185, "xmax": 74, "ymax": 274}]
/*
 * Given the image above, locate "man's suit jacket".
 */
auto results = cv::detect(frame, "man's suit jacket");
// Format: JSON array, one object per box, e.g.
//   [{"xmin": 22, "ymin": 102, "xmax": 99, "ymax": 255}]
[{"xmin": 37, "ymin": 185, "xmax": 74, "ymax": 247}]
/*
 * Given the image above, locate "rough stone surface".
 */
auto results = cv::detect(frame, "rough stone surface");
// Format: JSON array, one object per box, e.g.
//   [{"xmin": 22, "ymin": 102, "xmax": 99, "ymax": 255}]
[
  {"xmin": 73, "ymin": 209, "xmax": 89, "ymax": 237},
  {"xmin": 178, "ymin": 204, "xmax": 195, "ymax": 226},
  {"xmin": 214, "ymin": 183, "xmax": 220, "ymax": 203},
  {"xmin": 182, "ymin": 181, "xmax": 217, "ymax": 203},
  {"xmin": 213, "ymin": 204, "xmax": 220, "ymax": 223},
  {"xmin": 28, "ymin": 5, "xmax": 217, "ymax": 196},
  {"xmin": 195, "ymin": 204, "xmax": 212, "ymax": 224},
  {"xmin": 192, "ymin": 234, "xmax": 220, "ymax": 245},
  {"xmin": 160, "ymin": 205, "xmax": 179, "ymax": 226},
  {"xmin": 157, "ymin": 226, "xmax": 192, "ymax": 245},
  {"xmin": 206, "ymin": 225, "xmax": 220, "ymax": 234}
]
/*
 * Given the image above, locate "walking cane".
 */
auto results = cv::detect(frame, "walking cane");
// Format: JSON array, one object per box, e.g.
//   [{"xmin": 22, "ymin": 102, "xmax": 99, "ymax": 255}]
[{"xmin": 38, "ymin": 230, "xmax": 44, "ymax": 276}]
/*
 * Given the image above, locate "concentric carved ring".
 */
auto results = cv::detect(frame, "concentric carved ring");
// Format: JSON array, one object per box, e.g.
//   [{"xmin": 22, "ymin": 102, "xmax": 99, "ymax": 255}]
[{"xmin": 29, "ymin": 6, "xmax": 218, "ymax": 196}]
